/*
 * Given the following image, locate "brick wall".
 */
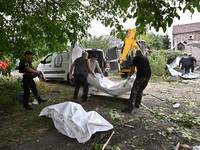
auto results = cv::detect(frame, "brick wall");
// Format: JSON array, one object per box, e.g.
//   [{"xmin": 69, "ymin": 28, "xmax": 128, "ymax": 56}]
[
  {"xmin": 185, "ymin": 43, "xmax": 200, "ymax": 60},
  {"xmin": 173, "ymin": 31, "xmax": 200, "ymax": 45}
]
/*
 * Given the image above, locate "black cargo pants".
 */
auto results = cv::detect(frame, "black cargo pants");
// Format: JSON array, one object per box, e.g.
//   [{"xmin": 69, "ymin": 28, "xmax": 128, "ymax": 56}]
[
  {"xmin": 23, "ymin": 77, "xmax": 42, "ymax": 109},
  {"xmin": 73, "ymin": 74, "xmax": 89, "ymax": 101}
]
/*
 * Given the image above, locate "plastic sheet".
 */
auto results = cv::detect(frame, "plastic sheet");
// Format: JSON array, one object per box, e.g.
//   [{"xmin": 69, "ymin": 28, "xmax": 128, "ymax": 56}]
[
  {"xmin": 39, "ymin": 102, "xmax": 113, "ymax": 143},
  {"xmin": 87, "ymin": 73, "xmax": 135, "ymax": 96},
  {"xmin": 167, "ymin": 57, "xmax": 199, "ymax": 79}
]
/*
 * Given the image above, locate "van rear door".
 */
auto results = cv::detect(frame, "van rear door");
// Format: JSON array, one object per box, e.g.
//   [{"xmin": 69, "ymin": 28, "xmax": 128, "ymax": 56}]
[{"xmin": 106, "ymin": 47, "xmax": 120, "ymax": 73}]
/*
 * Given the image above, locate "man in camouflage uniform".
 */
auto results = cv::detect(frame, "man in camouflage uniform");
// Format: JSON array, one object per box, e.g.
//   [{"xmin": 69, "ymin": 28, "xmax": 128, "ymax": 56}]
[{"xmin": 122, "ymin": 50, "xmax": 151, "ymax": 113}]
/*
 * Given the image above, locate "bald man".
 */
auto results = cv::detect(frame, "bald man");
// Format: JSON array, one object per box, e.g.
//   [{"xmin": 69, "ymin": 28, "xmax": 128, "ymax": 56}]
[{"xmin": 70, "ymin": 52, "xmax": 95, "ymax": 102}]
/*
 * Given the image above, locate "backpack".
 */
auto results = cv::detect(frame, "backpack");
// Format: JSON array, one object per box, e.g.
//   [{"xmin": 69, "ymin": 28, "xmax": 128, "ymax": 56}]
[{"xmin": 19, "ymin": 61, "xmax": 25, "ymax": 73}]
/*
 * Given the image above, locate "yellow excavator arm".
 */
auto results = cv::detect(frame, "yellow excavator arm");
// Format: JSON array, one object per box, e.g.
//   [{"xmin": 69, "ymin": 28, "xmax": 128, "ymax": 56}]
[
  {"xmin": 119, "ymin": 29, "xmax": 142, "ymax": 75},
  {"xmin": 120, "ymin": 29, "xmax": 141, "ymax": 64}
]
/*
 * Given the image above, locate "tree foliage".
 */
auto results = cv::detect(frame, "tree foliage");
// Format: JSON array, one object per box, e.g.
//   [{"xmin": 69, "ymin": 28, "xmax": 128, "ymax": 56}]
[
  {"xmin": 1, "ymin": 0, "xmax": 199, "ymax": 60},
  {"xmin": 162, "ymin": 34, "xmax": 171, "ymax": 50},
  {"xmin": 80, "ymin": 36, "xmax": 111, "ymax": 51},
  {"xmin": 140, "ymin": 33, "xmax": 156, "ymax": 48},
  {"xmin": 140, "ymin": 33, "xmax": 171, "ymax": 50}
]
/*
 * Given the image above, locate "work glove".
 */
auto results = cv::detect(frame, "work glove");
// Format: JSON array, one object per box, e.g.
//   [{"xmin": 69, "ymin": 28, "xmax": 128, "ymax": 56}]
[
  {"xmin": 101, "ymin": 73, "xmax": 104, "ymax": 78},
  {"xmin": 69, "ymin": 74, "xmax": 73, "ymax": 79},
  {"xmin": 127, "ymin": 76, "xmax": 131, "ymax": 80},
  {"xmin": 93, "ymin": 74, "xmax": 97, "ymax": 78}
]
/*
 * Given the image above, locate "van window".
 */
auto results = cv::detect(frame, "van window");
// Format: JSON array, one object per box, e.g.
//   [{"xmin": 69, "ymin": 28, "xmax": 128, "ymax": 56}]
[{"xmin": 45, "ymin": 55, "xmax": 53, "ymax": 63}]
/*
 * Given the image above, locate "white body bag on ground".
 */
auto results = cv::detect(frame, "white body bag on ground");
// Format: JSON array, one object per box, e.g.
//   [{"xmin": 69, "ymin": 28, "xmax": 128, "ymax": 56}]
[
  {"xmin": 87, "ymin": 73, "xmax": 135, "ymax": 96},
  {"xmin": 167, "ymin": 57, "xmax": 199, "ymax": 79},
  {"xmin": 39, "ymin": 102, "xmax": 113, "ymax": 143}
]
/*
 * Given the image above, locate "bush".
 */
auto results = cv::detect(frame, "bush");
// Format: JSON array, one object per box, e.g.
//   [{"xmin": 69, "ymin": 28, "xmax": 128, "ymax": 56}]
[
  {"xmin": 149, "ymin": 54, "xmax": 167, "ymax": 76},
  {"xmin": 149, "ymin": 50, "xmax": 183, "ymax": 76},
  {"xmin": 32, "ymin": 57, "xmax": 44, "ymax": 69},
  {"xmin": 150, "ymin": 50, "xmax": 183, "ymax": 64}
]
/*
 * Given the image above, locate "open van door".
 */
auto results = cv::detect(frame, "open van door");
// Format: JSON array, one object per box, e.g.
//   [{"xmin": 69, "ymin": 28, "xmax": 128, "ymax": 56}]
[
  {"xmin": 106, "ymin": 47, "xmax": 120, "ymax": 73},
  {"xmin": 67, "ymin": 46, "xmax": 83, "ymax": 85},
  {"xmin": 38, "ymin": 54, "xmax": 53, "ymax": 81}
]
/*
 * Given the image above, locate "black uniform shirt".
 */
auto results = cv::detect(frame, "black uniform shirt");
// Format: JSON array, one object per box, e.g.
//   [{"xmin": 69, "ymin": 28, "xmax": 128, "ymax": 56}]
[
  {"xmin": 19, "ymin": 59, "xmax": 33, "ymax": 73},
  {"xmin": 132, "ymin": 55, "xmax": 151, "ymax": 78}
]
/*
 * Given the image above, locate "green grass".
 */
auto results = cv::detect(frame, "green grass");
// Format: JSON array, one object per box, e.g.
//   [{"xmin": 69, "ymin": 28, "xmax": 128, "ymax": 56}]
[
  {"xmin": 0, "ymin": 76, "xmax": 23, "ymax": 106},
  {"xmin": 0, "ymin": 76, "xmax": 74, "ymax": 148},
  {"xmin": 149, "ymin": 76, "xmax": 172, "ymax": 83}
]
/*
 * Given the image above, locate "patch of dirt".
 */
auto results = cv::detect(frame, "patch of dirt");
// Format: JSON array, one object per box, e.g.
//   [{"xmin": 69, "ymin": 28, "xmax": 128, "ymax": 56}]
[{"xmin": 1, "ymin": 77, "xmax": 200, "ymax": 150}]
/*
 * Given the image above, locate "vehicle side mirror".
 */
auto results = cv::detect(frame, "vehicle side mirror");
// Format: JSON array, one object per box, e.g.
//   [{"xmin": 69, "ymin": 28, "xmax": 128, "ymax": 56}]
[{"xmin": 41, "ymin": 60, "xmax": 45, "ymax": 64}]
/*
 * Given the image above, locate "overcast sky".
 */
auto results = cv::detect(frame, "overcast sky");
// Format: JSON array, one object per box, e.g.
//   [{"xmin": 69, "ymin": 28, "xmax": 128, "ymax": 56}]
[{"xmin": 88, "ymin": 9, "xmax": 200, "ymax": 41}]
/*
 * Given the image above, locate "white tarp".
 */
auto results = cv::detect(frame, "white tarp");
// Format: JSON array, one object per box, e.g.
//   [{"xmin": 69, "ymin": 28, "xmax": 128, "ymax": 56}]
[
  {"xmin": 167, "ymin": 57, "xmax": 199, "ymax": 79},
  {"xmin": 87, "ymin": 73, "xmax": 135, "ymax": 96},
  {"xmin": 39, "ymin": 102, "xmax": 113, "ymax": 143}
]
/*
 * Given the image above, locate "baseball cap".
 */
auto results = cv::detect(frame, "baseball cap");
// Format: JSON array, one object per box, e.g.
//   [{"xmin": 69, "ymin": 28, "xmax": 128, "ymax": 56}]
[{"xmin": 25, "ymin": 51, "xmax": 35, "ymax": 55}]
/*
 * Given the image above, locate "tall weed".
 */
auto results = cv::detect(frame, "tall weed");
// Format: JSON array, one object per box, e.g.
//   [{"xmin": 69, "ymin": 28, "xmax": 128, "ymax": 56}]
[{"xmin": 0, "ymin": 76, "xmax": 22, "ymax": 107}]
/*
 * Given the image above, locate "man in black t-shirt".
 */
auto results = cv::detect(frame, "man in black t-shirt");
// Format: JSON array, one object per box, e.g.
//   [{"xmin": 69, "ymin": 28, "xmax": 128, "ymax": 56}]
[
  {"xmin": 122, "ymin": 50, "xmax": 151, "ymax": 113},
  {"xmin": 69, "ymin": 52, "xmax": 95, "ymax": 102}
]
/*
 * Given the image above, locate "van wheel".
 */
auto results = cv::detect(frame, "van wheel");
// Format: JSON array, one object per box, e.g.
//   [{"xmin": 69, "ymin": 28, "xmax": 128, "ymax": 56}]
[
  {"xmin": 67, "ymin": 73, "xmax": 75, "ymax": 86},
  {"xmin": 38, "ymin": 72, "xmax": 45, "ymax": 82}
]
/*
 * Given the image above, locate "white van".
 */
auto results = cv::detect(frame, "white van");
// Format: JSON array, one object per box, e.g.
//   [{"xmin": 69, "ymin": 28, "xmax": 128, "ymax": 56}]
[{"xmin": 37, "ymin": 46, "xmax": 108, "ymax": 85}]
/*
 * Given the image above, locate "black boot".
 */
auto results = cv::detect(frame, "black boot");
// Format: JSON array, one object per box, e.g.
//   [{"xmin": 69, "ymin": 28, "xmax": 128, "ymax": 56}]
[{"xmin": 36, "ymin": 95, "xmax": 47, "ymax": 104}]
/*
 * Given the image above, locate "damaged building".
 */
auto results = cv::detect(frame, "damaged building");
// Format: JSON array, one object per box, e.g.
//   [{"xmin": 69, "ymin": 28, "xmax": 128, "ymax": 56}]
[{"xmin": 173, "ymin": 22, "xmax": 200, "ymax": 60}]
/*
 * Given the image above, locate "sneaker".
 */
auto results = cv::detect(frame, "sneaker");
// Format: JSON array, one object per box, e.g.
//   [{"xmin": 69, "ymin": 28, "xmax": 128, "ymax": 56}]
[{"xmin": 121, "ymin": 108, "xmax": 132, "ymax": 113}]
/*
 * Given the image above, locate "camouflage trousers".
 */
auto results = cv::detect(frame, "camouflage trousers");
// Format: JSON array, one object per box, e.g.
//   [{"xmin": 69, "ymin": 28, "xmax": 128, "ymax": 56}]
[{"xmin": 127, "ymin": 77, "xmax": 150, "ymax": 110}]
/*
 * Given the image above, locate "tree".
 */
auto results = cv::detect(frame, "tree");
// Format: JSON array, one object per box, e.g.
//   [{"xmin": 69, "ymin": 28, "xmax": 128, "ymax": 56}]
[
  {"xmin": 140, "ymin": 33, "xmax": 156, "ymax": 48},
  {"xmin": 140, "ymin": 32, "xmax": 172, "ymax": 50},
  {"xmin": 80, "ymin": 36, "xmax": 111, "ymax": 51},
  {"xmin": 153, "ymin": 34, "xmax": 164, "ymax": 50},
  {"xmin": 1, "ymin": 0, "xmax": 199, "ymax": 60},
  {"xmin": 162, "ymin": 34, "xmax": 171, "ymax": 50}
]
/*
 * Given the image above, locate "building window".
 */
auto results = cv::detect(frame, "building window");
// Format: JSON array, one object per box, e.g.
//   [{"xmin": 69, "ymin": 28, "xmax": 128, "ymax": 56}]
[{"xmin": 189, "ymin": 35, "xmax": 194, "ymax": 40}]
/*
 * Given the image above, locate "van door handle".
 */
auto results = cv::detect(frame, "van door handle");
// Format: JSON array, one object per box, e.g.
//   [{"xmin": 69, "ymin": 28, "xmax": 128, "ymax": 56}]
[{"xmin": 49, "ymin": 65, "xmax": 51, "ymax": 67}]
